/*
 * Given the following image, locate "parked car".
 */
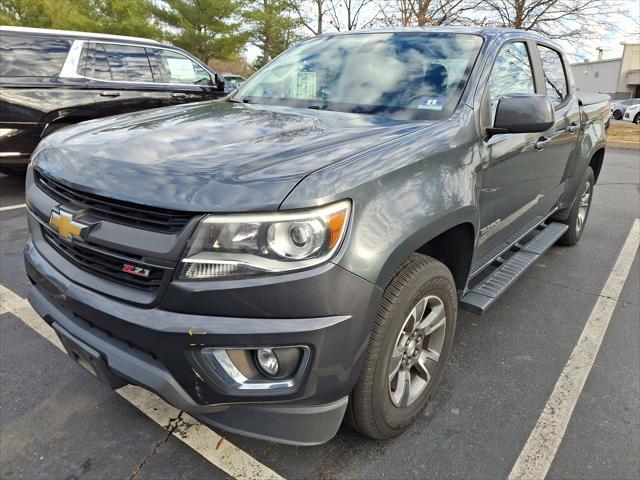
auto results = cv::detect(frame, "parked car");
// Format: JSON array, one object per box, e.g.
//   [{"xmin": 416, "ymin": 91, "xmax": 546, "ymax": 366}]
[
  {"xmin": 611, "ymin": 97, "xmax": 640, "ymax": 120},
  {"xmin": 221, "ymin": 72, "xmax": 246, "ymax": 91},
  {"xmin": 0, "ymin": 26, "xmax": 226, "ymax": 176},
  {"xmin": 622, "ymin": 103, "xmax": 640, "ymax": 124},
  {"xmin": 24, "ymin": 28, "xmax": 609, "ymax": 445}
]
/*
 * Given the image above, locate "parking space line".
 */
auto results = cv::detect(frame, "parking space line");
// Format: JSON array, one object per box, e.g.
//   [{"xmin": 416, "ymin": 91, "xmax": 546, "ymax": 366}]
[
  {"xmin": 0, "ymin": 203, "xmax": 26, "ymax": 212},
  {"xmin": 508, "ymin": 219, "xmax": 640, "ymax": 480},
  {"xmin": 0, "ymin": 285, "xmax": 285, "ymax": 480}
]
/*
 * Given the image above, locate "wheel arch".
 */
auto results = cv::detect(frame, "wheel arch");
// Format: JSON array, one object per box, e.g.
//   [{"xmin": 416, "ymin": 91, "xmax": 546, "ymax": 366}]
[
  {"xmin": 414, "ymin": 222, "xmax": 475, "ymax": 292},
  {"xmin": 39, "ymin": 108, "xmax": 96, "ymax": 137},
  {"xmin": 376, "ymin": 206, "xmax": 478, "ymax": 292},
  {"xmin": 589, "ymin": 148, "xmax": 605, "ymax": 183}
]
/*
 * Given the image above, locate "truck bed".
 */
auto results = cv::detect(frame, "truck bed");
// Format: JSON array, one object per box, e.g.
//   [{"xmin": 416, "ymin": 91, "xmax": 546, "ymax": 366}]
[{"xmin": 579, "ymin": 93, "xmax": 611, "ymax": 124}]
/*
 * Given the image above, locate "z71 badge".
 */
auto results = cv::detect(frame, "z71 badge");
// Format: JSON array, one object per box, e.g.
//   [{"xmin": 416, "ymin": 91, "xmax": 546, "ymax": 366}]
[{"xmin": 122, "ymin": 264, "xmax": 151, "ymax": 278}]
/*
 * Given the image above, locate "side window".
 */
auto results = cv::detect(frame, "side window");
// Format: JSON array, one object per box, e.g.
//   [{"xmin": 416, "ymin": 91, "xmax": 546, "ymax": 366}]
[
  {"xmin": 0, "ymin": 34, "xmax": 71, "ymax": 77},
  {"xmin": 152, "ymin": 49, "xmax": 212, "ymax": 85},
  {"xmin": 93, "ymin": 43, "xmax": 113, "ymax": 80},
  {"xmin": 77, "ymin": 43, "xmax": 91, "ymax": 76},
  {"xmin": 537, "ymin": 45, "xmax": 568, "ymax": 106},
  {"xmin": 99, "ymin": 43, "xmax": 153, "ymax": 82},
  {"xmin": 487, "ymin": 42, "xmax": 536, "ymax": 123}
]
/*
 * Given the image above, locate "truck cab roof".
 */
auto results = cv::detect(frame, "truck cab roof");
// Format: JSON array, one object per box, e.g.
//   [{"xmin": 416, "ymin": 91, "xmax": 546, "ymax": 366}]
[{"xmin": 316, "ymin": 26, "xmax": 551, "ymax": 40}]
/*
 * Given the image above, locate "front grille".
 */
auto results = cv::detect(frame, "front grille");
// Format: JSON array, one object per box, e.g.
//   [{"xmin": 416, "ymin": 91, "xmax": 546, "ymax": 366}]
[
  {"xmin": 36, "ymin": 172, "xmax": 194, "ymax": 233},
  {"xmin": 42, "ymin": 228, "xmax": 166, "ymax": 292}
]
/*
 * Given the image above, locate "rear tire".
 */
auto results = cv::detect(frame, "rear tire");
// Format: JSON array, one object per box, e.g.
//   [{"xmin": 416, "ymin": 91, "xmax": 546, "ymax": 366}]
[
  {"xmin": 346, "ymin": 254, "xmax": 457, "ymax": 440},
  {"xmin": 613, "ymin": 110, "xmax": 622, "ymax": 120},
  {"xmin": 558, "ymin": 167, "xmax": 595, "ymax": 246}
]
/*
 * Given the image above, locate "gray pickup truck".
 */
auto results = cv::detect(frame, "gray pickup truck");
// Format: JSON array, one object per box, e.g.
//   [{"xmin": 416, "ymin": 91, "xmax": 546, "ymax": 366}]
[{"xmin": 24, "ymin": 27, "xmax": 609, "ymax": 445}]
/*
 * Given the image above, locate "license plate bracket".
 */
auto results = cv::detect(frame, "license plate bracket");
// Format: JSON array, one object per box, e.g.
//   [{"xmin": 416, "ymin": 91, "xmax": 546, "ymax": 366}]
[{"xmin": 52, "ymin": 322, "xmax": 127, "ymax": 390}]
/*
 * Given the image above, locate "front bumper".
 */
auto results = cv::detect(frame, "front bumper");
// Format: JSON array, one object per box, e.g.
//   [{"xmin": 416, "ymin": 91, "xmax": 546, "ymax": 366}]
[{"xmin": 25, "ymin": 240, "xmax": 381, "ymax": 445}]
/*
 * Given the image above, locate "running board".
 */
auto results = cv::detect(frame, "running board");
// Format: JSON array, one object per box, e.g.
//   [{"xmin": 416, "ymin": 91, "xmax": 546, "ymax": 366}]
[{"xmin": 460, "ymin": 222, "xmax": 568, "ymax": 314}]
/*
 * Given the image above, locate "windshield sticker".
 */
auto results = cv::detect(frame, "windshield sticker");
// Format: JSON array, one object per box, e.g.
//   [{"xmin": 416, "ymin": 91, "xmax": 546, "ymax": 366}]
[
  {"xmin": 290, "ymin": 71, "xmax": 317, "ymax": 99},
  {"xmin": 417, "ymin": 97, "xmax": 444, "ymax": 110}
]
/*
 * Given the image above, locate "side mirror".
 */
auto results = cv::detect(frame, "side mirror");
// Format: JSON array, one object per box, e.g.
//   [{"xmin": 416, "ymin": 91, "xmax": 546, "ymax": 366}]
[
  {"xmin": 488, "ymin": 94, "xmax": 555, "ymax": 135},
  {"xmin": 214, "ymin": 74, "xmax": 225, "ymax": 92}
]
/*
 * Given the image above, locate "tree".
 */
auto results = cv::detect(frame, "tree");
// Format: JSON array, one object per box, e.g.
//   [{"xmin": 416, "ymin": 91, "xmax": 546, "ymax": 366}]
[
  {"xmin": 377, "ymin": 0, "xmax": 482, "ymax": 27},
  {"xmin": 288, "ymin": 0, "xmax": 330, "ymax": 35},
  {"xmin": 0, "ymin": 0, "xmax": 160, "ymax": 39},
  {"xmin": 326, "ymin": 0, "xmax": 379, "ymax": 31},
  {"xmin": 89, "ymin": 0, "xmax": 161, "ymax": 39},
  {"xmin": 246, "ymin": 0, "xmax": 301, "ymax": 69},
  {"xmin": 149, "ymin": 0, "xmax": 248, "ymax": 63},
  {"xmin": 0, "ymin": 0, "xmax": 96, "ymax": 30},
  {"xmin": 477, "ymin": 0, "xmax": 625, "ymax": 40}
]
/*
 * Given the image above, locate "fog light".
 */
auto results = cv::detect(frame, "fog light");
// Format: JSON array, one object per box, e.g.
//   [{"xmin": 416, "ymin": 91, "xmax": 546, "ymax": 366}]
[{"xmin": 256, "ymin": 348, "xmax": 279, "ymax": 377}]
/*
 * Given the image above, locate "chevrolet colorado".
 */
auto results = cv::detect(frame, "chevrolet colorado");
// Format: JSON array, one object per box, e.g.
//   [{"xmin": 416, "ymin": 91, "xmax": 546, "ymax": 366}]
[{"xmin": 24, "ymin": 28, "xmax": 609, "ymax": 445}]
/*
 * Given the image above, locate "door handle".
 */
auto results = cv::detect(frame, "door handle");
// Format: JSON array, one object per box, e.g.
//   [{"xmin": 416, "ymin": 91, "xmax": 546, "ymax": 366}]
[
  {"xmin": 99, "ymin": 91, "xmax": 120, "ymax": 97},
  {"xmin": 171, "ymin": 93, "xmax": 188, "ymax": 99},
  {"xmin": 535, "ymin": 136, "xmax": 552, "ymax": 150},
  {"xmin": 567, "ymin": 123, "xmax": 581, "ymax": 134}
]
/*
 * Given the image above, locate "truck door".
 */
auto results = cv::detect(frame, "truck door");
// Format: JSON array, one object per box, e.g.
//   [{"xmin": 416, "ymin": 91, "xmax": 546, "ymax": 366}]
[
  {"xmin": 475, "ymin": 40, "xmax": 561, "ymax": 265},
  {"xmin": 532, "ymin": 43, "xmax": 580, "ymax": 189}
]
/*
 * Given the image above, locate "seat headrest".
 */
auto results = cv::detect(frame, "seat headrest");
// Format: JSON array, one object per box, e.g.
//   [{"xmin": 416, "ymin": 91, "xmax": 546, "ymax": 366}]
[{"xmin": 425, "ymin": 63, "xmax": 448, "ymax": 95}]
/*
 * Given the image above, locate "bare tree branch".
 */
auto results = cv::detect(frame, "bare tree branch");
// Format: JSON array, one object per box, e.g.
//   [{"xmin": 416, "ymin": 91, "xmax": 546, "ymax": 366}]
[{"xmin": 477, "ymin": 0, "xmax": 633, "ymax": 42}]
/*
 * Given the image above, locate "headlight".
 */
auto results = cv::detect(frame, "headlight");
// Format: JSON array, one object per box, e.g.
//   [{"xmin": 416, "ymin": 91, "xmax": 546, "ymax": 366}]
[{"xmin": 179, "ymin": 200, "xmax": 351, "ymax": 280}]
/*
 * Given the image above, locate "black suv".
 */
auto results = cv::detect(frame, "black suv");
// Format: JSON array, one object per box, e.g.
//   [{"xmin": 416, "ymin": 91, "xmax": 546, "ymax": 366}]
[{"xmin": 0, "ymin": 26, "xmax": 225, "ymax": 176}]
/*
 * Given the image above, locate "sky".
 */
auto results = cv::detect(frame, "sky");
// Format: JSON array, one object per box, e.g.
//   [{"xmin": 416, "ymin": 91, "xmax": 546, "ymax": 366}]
[
  {"xmin": 244, "ymin": 0, "xmax": 640, "ymax": 65},
  {"xmin": 564, "ymin": 0, "xmax": 640, "ymax": 63}
]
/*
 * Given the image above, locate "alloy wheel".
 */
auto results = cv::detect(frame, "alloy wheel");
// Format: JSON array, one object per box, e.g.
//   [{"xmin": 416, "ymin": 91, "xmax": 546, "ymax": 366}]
[
  {"xmin": 388, "ymin": 295, "xmax": 447, "ymax": 408},
  {"xmin": 576, "ymin": 180, "xmax": 591, "ymax": 235}
]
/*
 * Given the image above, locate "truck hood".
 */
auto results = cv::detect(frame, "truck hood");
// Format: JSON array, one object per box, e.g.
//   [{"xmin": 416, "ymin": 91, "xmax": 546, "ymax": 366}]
[{"xmin": 32, "ymin": 102, "xmax": 428, "ymax": 212}]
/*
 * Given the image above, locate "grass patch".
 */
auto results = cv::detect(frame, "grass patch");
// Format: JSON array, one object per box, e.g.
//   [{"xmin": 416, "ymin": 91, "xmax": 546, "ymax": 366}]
[{"xmin": 608, "ymin": 121, "xmax": 640, "ymax": 143}]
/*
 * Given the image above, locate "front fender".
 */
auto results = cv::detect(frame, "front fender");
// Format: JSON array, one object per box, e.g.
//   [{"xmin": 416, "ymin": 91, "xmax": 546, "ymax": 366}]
[
  {"xmin": 281, "ymin": 107, "xmax": 481, "ymax": 288},
  {"xmin": 374, "ymin": 206, "xmax": 478, "ymax": 288}
]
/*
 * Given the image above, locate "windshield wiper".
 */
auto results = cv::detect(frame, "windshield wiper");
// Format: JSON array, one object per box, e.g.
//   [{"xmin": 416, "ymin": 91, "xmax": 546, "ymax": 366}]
[{"xmin": 308, "ymin": 104, "xmax": 331, "ymax": 110}]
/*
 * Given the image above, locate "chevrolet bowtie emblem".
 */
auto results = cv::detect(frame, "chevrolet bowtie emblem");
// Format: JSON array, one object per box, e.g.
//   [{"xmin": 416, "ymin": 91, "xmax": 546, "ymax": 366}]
[{"xmin": 49, "ymin": 209, "xmax": 90, "ymax": 241}]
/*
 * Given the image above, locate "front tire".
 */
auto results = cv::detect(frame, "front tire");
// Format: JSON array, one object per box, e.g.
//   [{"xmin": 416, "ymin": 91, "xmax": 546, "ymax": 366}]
[
  {"xmin": 613, "ymin": 110, "xmax": 622, "ymax": 120},
  {"xmin": 346, "ymin": 254, "xmax": 457, "ymax": 440},
  {"xmin": 634, "ymin": 113, "xmax": 640, "ymax": 125},
  {"xmin": 558, "ymin": 166, "xmax": 595, "ymax": 246}
]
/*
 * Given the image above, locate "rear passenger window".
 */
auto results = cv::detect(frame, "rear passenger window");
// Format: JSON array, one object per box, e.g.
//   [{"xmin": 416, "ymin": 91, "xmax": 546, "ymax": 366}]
[
  {"xmin": 487, "ymin": 42, "xmax": 536, "ymax": 122},
  {"xmin": 77, "ymin": 43, "xmax": 91, "ymax": 77},
  {"xmin": 99, "ymin": 43, "xmax": 153, "ymax": 82},
  {"xmin": 0, "ymin": 34, "xmax": 71, "ymax": 77},
  {"xmin": 92, "ymin": 43, "xmax": 113, "ymax": 80},
  {"xmin": 537, "ymin": 45, "xmax": 568, "ymax": 106}
]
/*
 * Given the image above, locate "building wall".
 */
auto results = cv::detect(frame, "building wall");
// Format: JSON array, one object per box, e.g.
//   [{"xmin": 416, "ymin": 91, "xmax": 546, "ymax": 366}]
[
  {"xmin": 570, "ymin": 59, "xmax": 622, "ymax": 98},
  {"xmin": 617, "ymin": 44, "xmax": 640, "ymax": 97},
  {"xmin": 570, "ymin": 44, "xmax": 640, "ymax": 100}
]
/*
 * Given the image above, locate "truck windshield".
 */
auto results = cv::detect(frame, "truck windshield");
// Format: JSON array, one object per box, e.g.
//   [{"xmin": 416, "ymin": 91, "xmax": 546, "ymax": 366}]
[{"xmin": 235, "ymin": 32, "xmax": 483, "ymax": 119}]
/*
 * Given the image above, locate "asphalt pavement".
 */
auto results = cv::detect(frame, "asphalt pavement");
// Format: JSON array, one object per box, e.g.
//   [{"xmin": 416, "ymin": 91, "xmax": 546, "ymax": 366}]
[{"xmin": 1, "ymin": 148, "xmax": 638, "ymax": 480}]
